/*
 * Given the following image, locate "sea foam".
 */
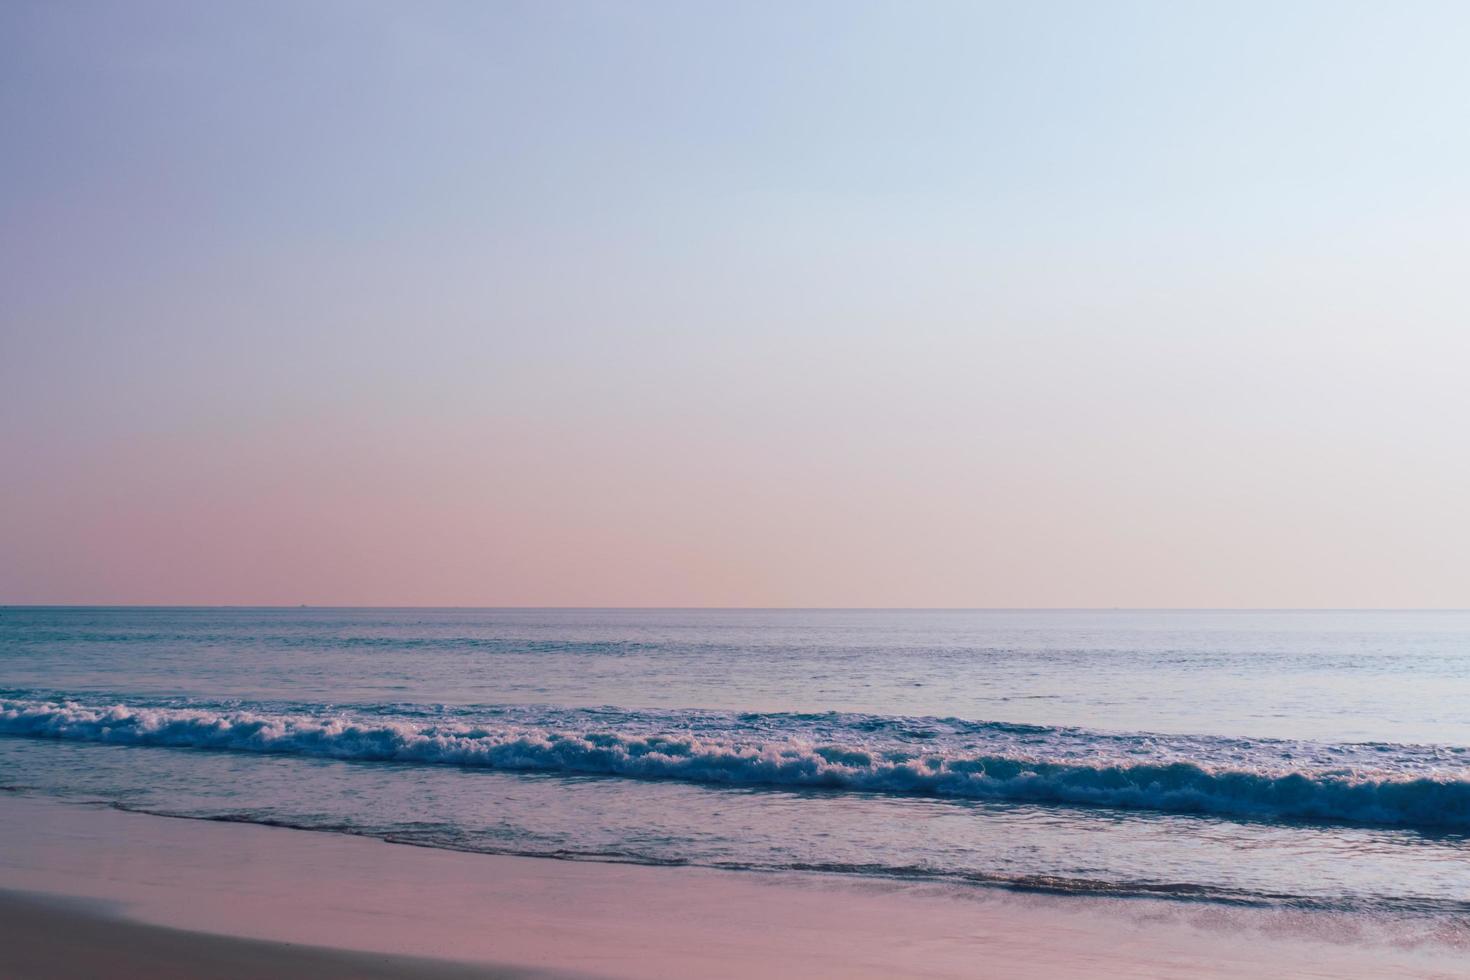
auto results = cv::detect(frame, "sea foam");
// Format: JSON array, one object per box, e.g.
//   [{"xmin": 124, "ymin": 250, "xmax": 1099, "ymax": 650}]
[{"xmin": 2, "ymin": 697, "xmax": 1468, "ymax": 831}]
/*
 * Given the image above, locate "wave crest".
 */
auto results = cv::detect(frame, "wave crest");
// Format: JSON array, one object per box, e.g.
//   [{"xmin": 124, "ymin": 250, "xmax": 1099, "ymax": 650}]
[{"xmin": 3, "ymin": 698, "xmax": 1468, "ymax": 831}]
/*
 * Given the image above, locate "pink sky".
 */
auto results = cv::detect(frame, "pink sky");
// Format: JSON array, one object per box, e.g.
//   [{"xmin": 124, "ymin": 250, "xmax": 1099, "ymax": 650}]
[{"xmin": 4, "ymin": 2, "xmax": 1468, "ymax": 606}]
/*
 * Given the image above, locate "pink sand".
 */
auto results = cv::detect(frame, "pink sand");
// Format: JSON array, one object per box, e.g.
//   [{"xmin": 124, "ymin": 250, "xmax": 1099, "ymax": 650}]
[{"xmin": 0, "ymin": 794, "xmax": 1461, "ymax": 978}]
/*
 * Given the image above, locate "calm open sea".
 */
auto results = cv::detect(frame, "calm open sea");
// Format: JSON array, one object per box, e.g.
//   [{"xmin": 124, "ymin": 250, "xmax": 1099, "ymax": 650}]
[{"xmin": 3, "ymin": 608, "xmax": 1468, "ymax": 936}]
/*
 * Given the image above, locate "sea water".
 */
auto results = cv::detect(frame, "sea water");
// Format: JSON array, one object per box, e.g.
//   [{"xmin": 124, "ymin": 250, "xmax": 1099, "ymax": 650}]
[{"xmin": 2, "ymin": 608, "xmax": 1467, "ymax": 936}]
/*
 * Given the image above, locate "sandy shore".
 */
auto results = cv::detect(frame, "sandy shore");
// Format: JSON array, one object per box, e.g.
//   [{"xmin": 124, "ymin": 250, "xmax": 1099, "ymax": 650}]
[
  {"xmin": 0, "ymin": 890, "xmax": 564, "ymax": 979},
  {"xmin": 0, "ymin": 793, "xmax": 1462, "ymax": 979}
]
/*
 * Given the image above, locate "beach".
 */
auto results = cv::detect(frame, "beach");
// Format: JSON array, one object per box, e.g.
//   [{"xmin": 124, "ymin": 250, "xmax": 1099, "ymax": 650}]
[
  {"xmin": 1, "ymin": 793, "xmax": 1461, "ymax": 979},
  {"xmin": 0, "ymin": 891, "xmax": 536, "ymax": 980},
  {"xmin": 3, "ymin": 608, "xmax": 1470, "ymax": 979},
  {"xmin": 8, "ymin": 1, "xmax": 1470, "ymax": 975}
]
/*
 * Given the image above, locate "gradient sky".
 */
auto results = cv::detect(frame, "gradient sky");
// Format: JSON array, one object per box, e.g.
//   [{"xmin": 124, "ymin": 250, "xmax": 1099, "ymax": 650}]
[{"xmin": 3, "ymin": 1, "xmax": 1469, "ymax": 607}]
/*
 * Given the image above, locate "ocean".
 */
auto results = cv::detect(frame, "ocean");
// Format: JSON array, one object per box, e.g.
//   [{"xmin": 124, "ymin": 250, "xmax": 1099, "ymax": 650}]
[{"xmin": 2, "ymin": 607, "xmax": 1467, "ymax": 938}]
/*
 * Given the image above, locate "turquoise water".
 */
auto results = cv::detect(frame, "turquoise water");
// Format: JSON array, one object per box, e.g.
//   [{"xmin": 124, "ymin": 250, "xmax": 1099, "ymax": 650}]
[{"xmin": 2, "ymin": 608, "xmax": 1468, "ymax": 934}]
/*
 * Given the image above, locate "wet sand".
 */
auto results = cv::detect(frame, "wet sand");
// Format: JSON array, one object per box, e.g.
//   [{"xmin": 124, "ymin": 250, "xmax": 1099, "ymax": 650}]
[
  {"xmin": 0, "ymin": 890, "xmax": 567, "ymax": 979},
  {"xmin": 0, "ymin": 794, "xmax": 1461, "ymax": 979}
]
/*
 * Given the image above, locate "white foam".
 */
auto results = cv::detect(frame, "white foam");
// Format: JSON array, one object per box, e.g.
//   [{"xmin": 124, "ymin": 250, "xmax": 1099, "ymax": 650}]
[{"xmin": 4, "ymin": 697, "xmax": 1468, "ymax": 830}]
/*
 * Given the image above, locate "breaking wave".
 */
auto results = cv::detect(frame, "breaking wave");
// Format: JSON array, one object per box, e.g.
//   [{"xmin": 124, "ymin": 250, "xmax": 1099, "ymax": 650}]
[{"xmin": 3, "ymin": 697, "xmax": 1468, "ymax": 831}]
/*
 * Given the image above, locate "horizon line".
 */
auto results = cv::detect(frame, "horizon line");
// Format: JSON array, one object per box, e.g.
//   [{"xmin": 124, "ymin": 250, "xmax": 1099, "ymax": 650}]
[{"xmin": 3, "ymin": 605, "xmax": 1468, "ymax": 613}]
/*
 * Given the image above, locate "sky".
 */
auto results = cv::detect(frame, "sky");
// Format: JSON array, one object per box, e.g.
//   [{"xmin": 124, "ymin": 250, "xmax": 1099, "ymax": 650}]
[{"xmin": 3, "ymin": 0, "xmax": 1469, "ymax": 607}]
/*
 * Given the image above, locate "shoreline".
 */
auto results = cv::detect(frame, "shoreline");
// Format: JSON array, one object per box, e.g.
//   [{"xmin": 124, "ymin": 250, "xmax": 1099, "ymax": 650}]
[{"xmin": 0, "ymin": 793, "xmax": 1462, "ymax": 978}]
